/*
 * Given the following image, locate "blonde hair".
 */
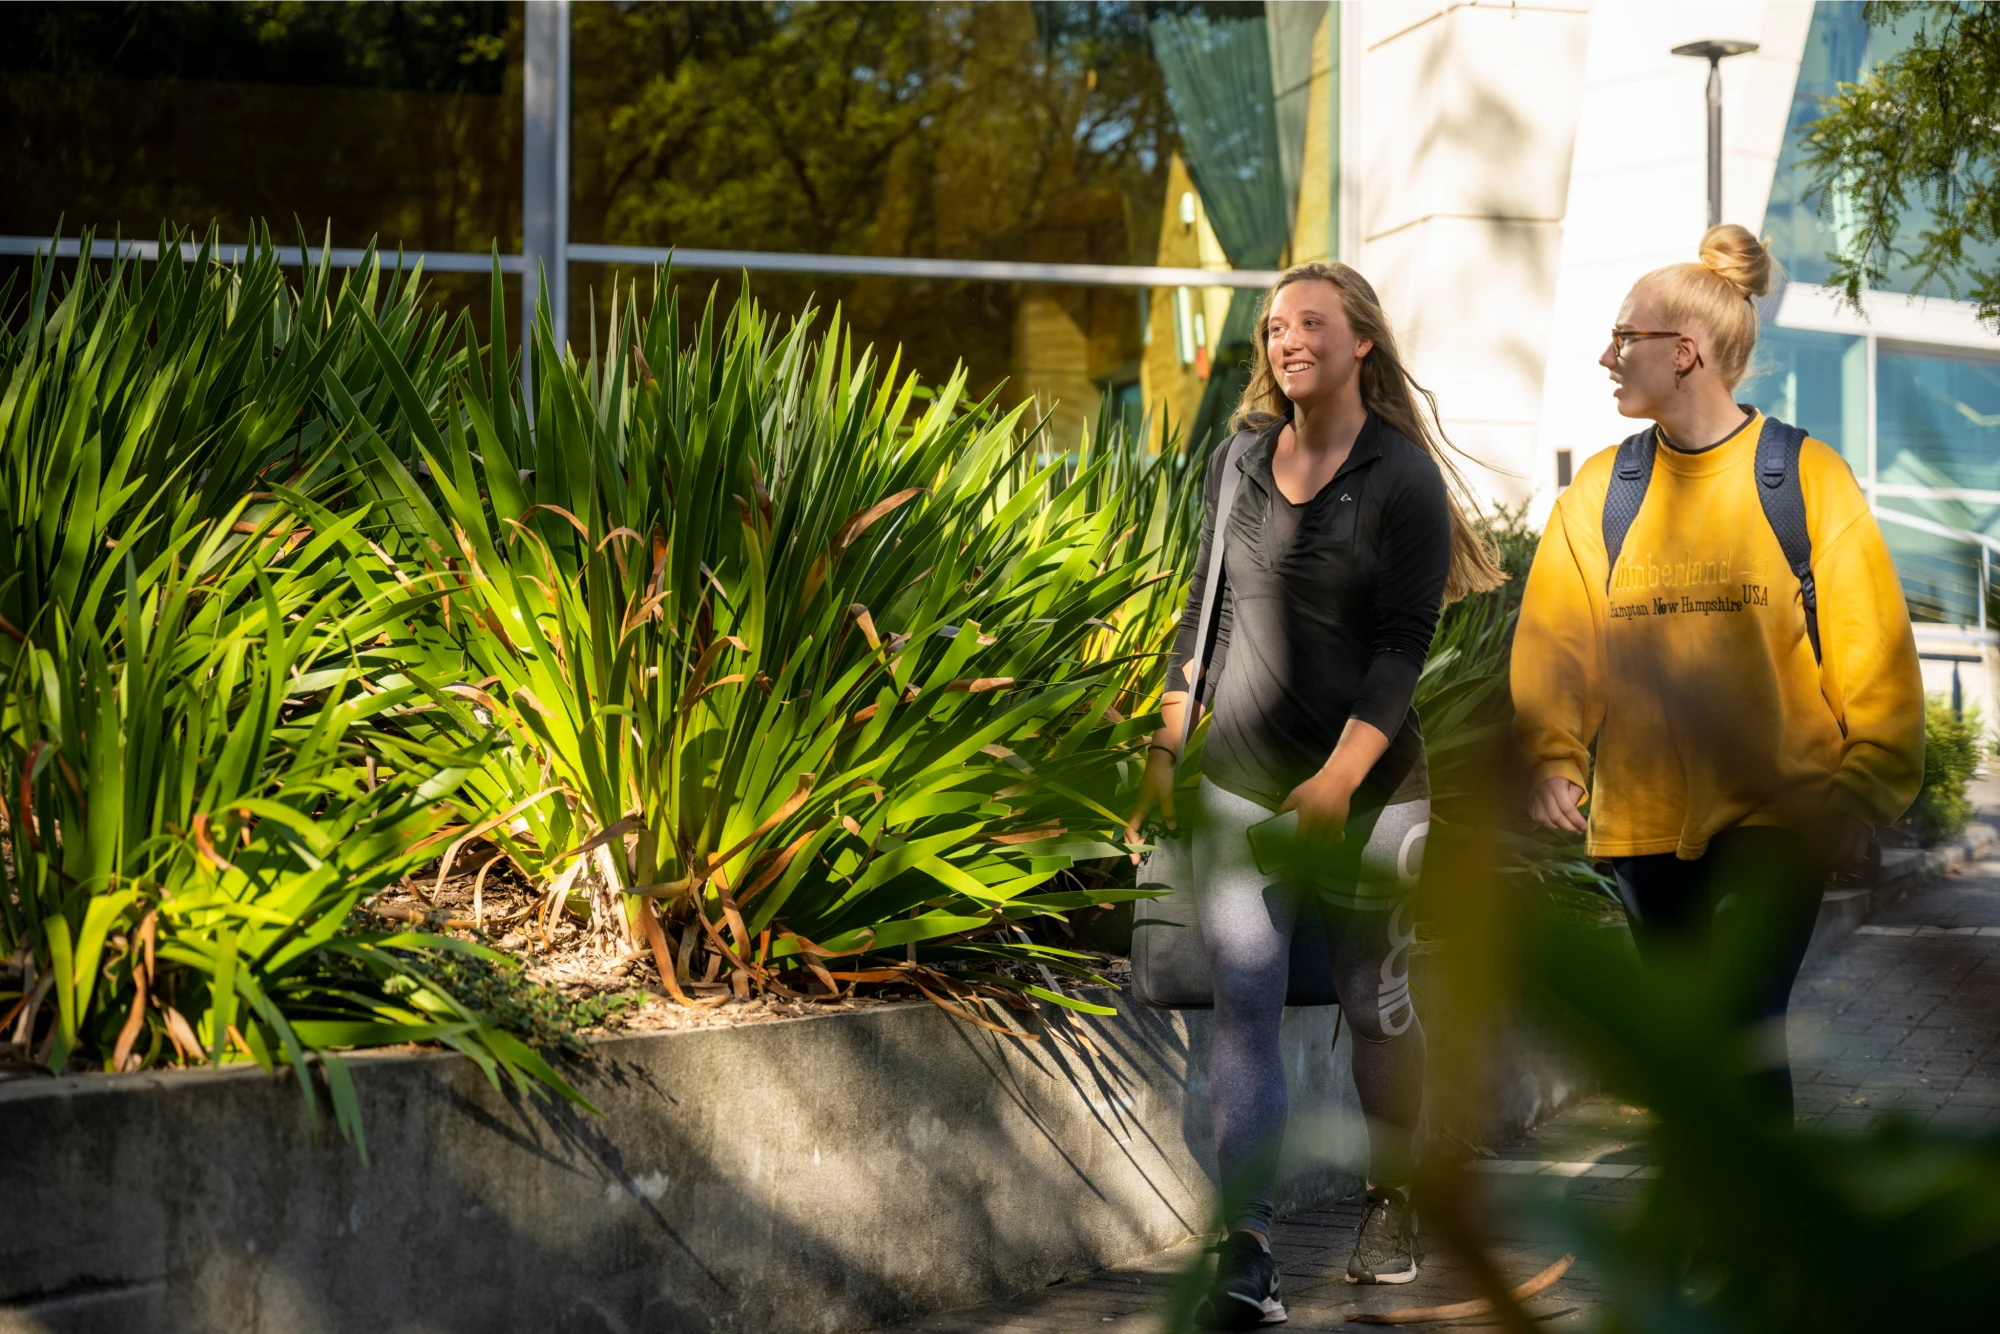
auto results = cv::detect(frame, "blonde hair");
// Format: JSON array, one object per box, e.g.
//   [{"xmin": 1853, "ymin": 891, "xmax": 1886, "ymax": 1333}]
[
  {"xmin": 1230, "ymin": 261, "xmax": 1504, "ymax": 602},
  {"xmin": 1636, "ymin": 224, "xmax": 1781, "ymax": 389}
]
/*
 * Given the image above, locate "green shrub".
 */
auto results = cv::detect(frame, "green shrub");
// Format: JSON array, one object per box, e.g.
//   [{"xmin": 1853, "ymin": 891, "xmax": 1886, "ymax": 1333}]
[
  {"xmin": 1913, "ymin": 696, "xmax": 1983, "ymax": 842},
  {"xmin": 4, "ymin": 230, "xmax": 1164, "ymax": 1085},
  {"xmin": 1413, "ymin": 502, "xmax": 1613, "ymax": 919},
  {"xmin": 0, "ymin": 233, "xmax": 588, "ymax": 1149},
  {"xmin": 360, "ymin": 273, "xmax": 1162, "ymax": 1019}
]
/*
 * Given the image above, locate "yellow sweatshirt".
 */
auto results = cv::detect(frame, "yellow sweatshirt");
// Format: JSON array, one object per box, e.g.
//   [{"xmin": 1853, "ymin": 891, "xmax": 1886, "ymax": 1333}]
[{"xmin": 1512, "ymin": 412, "xmax": 1924, "ymax": 859}]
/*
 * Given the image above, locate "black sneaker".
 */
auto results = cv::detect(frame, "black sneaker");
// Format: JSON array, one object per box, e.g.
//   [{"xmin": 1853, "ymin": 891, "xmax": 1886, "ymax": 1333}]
[
  {"xmin": 1196, "ymin": 1230, "xmax": 1287, "ymax": 1328},
  {"xmin": 1344, "ymin": 1185, "xmax": 1421, "ymax": 1285}
]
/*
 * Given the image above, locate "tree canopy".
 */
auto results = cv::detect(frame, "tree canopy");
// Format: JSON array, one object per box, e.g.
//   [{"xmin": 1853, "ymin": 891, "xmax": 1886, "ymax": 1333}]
[{"xmin": 1801, "ymin": 1, "xmax": 2000, "ymax": 325}]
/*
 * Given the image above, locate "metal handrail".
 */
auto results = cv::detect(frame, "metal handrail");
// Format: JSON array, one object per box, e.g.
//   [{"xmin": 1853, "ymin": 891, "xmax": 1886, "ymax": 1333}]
[{"xmin": 0, "ymin": 235, "xmax": 1278, "ymax": 291}]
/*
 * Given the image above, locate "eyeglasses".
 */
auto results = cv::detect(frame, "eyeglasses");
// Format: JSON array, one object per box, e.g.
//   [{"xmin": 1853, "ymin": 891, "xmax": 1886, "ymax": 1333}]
[{"xmin": 1608, "ymin": 328, "xmax": 1690, "ymax": 362}]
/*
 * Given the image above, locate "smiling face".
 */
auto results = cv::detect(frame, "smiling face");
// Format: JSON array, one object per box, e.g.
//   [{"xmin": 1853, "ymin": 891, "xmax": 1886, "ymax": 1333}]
[
  {"xmin": 1601, "ymin": 282, "xmax": 1695, "ymax": 420},
  {"xmin": 1265, "ymin": 279, "xmax": 1371, "ymax": 410}
]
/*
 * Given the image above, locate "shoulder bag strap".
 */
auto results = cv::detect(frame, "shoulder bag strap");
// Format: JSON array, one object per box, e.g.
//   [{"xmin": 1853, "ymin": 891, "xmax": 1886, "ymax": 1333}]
[
  {"xmin": 1600, "ymin": 427, "xmax": 1659, "ymax": 592},
  {"xmin": 1174, "ymin": 430, "xmax": 1258, "ymax": 760},
  {"xmin": 1754, "ymin": 415, "xmax": 1819, "ymax": 661}
]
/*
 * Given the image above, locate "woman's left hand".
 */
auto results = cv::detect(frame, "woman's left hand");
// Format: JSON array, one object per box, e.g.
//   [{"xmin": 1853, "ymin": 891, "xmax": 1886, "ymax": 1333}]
[{"xmin": 1280, "ymin": 768, "xmax": 1355, "ymax": 851}]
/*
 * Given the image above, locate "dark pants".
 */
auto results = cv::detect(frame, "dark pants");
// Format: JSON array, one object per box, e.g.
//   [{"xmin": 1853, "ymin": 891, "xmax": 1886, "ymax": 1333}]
[{"xmin": 1611, "ymin": 827, "xmax": 1827, "ymax": 1120}]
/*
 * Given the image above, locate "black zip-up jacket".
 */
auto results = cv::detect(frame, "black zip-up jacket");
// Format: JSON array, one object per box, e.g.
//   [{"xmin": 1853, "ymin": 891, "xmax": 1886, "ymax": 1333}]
[{"xmin": 1166, "ymin": 411, "xmax": 1452, "ymax": 811}]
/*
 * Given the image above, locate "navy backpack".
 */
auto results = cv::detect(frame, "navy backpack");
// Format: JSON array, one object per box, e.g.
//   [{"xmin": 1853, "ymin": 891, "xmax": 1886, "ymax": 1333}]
[{"xmin": 1599, "ymin": 414, "xmax": 1820, "ymax": 661}]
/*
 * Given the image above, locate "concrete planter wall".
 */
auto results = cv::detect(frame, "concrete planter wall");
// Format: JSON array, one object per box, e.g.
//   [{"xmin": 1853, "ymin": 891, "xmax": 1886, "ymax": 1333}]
[
  {"xmin": 3, "ymin": 981, "xmax": 1591, "ymax": 1334},
  {"xmin": 3, "ymin": 993, "xmax": 1364, "ymax": 1334}
]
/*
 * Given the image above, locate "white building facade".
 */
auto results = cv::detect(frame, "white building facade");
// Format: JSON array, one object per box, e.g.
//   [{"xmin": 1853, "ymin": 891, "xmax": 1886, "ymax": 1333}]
[{"xmin": 1339, "ymin": 0, "xmax": 2000, "ymax": 724}]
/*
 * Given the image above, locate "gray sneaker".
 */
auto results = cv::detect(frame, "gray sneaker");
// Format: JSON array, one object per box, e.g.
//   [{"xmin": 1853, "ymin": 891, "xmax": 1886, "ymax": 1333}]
[{"xmin": 1344, "ymin": 1185, "xmax": 1421, "ymax": 1284}]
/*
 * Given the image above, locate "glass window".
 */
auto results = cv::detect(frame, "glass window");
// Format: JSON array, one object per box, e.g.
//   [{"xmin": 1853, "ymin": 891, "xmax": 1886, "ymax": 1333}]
[
  {"xmin": 566, "ymin": 3, "xmax": 1276, "ymax": 268},
  {"xmin": 0, "ymin": 2, "xmax": 522, "ymax": 254},
  {"xmin": 1744, "ymin": 325, "xmax": 1868, "ymax": 473},
  {"xmin": 1877, "ymin": 500, "xmax": 1987, "ymax": 626},
  {"xmin": 564, "ymin": 0, "xmax": 1315, "ymax": 447},
  {"xmin": 4, "ymin": 0, "xmax": 1332, "ymax": 450},
  {"xmin": 1877, "ymin": 343, "xmax": 2000, "ymax": 494}
]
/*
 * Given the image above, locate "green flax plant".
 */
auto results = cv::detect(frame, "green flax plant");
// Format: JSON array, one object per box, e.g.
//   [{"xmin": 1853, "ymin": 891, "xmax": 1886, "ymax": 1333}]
[
  {"xmin": 355, "ymin": 272, "xmax": 1160, "ymax": 1022},
  {"xmin": 1416, "ymin": 502, "xmax": 1609, "ymax": 916},
  {"xmin": 0, "ymin": 233, "xmax": 586, "ymax": 1145},
  {"xmin": 1065, "ymin": 404, "xmax": 1220, "ymax": 721},
  {"xmin": 969, "ymin": 406, "xmax": 1218, "ymax": 922}
]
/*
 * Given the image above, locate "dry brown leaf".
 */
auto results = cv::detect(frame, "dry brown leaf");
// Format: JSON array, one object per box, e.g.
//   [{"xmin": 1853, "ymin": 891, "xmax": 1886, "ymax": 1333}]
[
  {"xmin": 914, "ymin": 985, "xmax": 1040, "ymax": 1040},
  {"xmin": 16, "ymin": 740, "xmax": 45, "ymax": 852},
  {"xmin": 702, "ymin": 771, "xmax": 816, "ymax": 877},
  {"xmin": 984, "ymin": 826, "xmax": 1065, "ymax": 845},
  {"xmin": 191, "ymin": 812, "xmax": 235, "ymax": 872},
  {"xmin": 848, "ymin": 603, "xmax": 882, "ymax": 652},
  {"xmin": 1346, "ymin": 1253, "xmax": 1573, "ymax": 1324},
  {"xmin": 426, "ymin": 786, "xmax": 563, "ymax": 898},
  {"xmin": 737, "ymin": 825, "xmax": 820, "ymax": 905},
  {"xmin": 111, "ymin": 911, "xmax": 157, "ymax": 1073},
  {"xmin": 677, "ymin": 635, "xmax": 751, "ymax": 717},
  {"xmin": 637, "ymin": 899, "xmax": 696, "ymax": 1008},
  {"xmin": 161, "ymin": 1006, "xmax": 204, "ymax": 1063},
  {"xmin": 947, "ymin": 677, "xmax": 1015, "ymax": 693},
  {"xmin": 835, "ymin": 487, "xmax": 925, "ymax": 550},
  {"xmin": 516, "ymin": 503, "xmax": 593, "ymax": 541}
]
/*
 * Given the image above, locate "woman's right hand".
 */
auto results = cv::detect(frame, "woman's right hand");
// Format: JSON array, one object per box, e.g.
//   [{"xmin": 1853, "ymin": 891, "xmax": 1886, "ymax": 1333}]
[
  {"xmin": 1125, "ymin": 746, "xmax": 1179, "ymax": 862},
  {"xmin": 1530, "ymin": 776, "xmax": 1588, "ymax": 834}
]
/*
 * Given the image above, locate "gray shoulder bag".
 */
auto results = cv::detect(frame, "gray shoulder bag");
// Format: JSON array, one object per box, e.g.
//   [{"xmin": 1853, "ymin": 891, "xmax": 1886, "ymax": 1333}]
[{"xmin": 1130, "ymin": 431, "xmax": 1340, "ymax": 1010}]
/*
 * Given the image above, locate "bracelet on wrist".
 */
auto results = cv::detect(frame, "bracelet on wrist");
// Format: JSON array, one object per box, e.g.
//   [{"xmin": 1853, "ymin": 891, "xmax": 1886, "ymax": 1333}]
[{"xmin": 1147, "ymin": 743, "xmax": 1180, "ymax": 761}]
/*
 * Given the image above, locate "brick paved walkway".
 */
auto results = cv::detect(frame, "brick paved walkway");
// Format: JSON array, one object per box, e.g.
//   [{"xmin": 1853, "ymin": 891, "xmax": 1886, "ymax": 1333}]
[
  {"xmin": 882, "ymin": 839, "xmax": 2000, "ymax": 1332},
  {"xmin": 1791, "ymin": 849, "xmax": 2000, "ymax": 1135}
]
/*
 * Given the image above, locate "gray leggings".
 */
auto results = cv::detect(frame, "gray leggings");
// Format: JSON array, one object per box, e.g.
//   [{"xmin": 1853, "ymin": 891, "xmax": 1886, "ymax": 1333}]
[{"xmin": 1192, "ymin": 778, "xmax": 1429, "ymax": 1235}]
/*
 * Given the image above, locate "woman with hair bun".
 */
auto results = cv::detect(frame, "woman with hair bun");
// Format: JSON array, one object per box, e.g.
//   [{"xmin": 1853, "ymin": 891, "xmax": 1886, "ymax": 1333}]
[
  {"xmin": 1128, "ymin": 261, "xmax": 1501, "ymax": 1325},
  {"xmin": 1512, "ymin": 224, "xmax": 1924, "ymax": 1119}
]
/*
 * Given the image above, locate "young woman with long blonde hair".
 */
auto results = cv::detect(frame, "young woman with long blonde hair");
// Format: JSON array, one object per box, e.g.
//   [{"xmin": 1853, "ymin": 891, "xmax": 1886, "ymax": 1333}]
[
  {"xmin": 1129, "ymin": 261, "xmax": 1500, "ymax": 1325},
  {"xmin": 1513, "ymin": 225, "xmax": 1922, "ymax": 1122}
]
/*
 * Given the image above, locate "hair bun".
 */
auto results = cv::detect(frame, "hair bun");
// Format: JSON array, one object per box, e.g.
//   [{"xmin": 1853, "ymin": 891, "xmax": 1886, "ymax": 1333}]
[{"xmin": 1698, "ymin": 223, "xmax": 1775, "ymax": 300}]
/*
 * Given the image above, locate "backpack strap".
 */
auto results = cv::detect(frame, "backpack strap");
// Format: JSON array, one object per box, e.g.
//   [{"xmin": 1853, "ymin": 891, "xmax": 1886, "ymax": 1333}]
[
  {"xmin": 1600, "ymin": 428, "xmax": 1658, "ymax": 590},
  {"xmin": 1174, "ymin": 430, "xmax": 1258, "ymax": 760},
  {"xmin": 1754, "ymin": 415, "xmax": 1819, "ymax": 662}
]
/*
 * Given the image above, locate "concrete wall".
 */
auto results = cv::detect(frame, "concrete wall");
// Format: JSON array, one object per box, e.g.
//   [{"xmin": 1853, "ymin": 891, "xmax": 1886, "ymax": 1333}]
[
  {"xmin": 1348, "ymin": 0, "xmax": 1594, "ymax": 511},
  {"xmin": 1532, "ymin": 0, "xmax": 1814, "ymax": 522},
  {"xmin": 0, "ymin": 995, "xmax": 1365, "ymax": 1334},
  {"xmin": 1339, "ymin": 1, "xmax": 1814, "ymax": 519}
]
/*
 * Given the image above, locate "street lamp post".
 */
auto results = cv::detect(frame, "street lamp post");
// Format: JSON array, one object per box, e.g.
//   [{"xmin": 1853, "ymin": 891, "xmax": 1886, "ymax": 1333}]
[{"xmin": 1671, "ymin": 39, "xmax": 1760, "ymax": 228}]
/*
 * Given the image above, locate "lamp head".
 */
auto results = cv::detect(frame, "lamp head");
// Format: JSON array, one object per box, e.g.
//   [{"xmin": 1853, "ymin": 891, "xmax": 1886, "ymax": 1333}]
[{"xmin": 1671, "ymin": 39, "xmax": 1760, "ymax": 62}]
